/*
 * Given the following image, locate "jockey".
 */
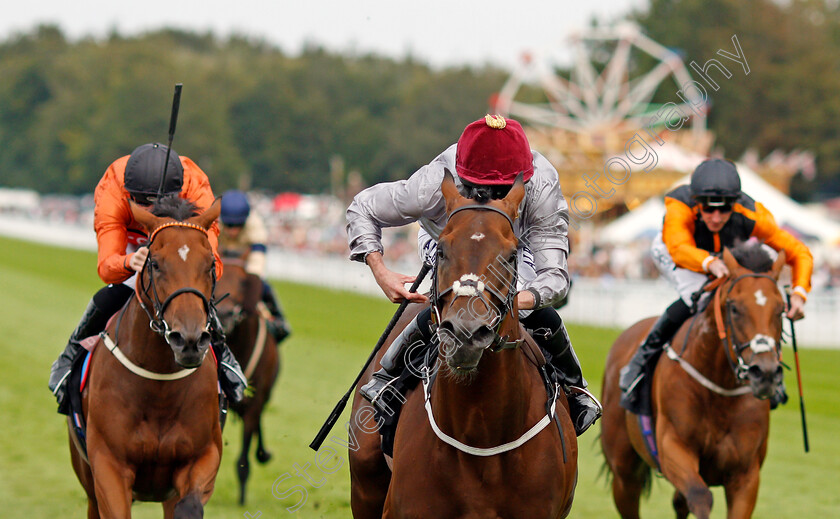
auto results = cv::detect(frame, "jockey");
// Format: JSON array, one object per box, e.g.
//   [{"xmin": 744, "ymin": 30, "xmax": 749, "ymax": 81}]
[
  {"xmin": 219, "ymin": 189, "xmax": 291, "ymax": 343},
  {"xmin": 48, "ymin": 143, "xmax": 247, "ymax": 415},
  {"xmin": 346, "ymin": 115, "xmax": 602, "ymax": 436},
  {"xmin": 619, "ymin": 158, "xmax": 813, "ymax": 413}
]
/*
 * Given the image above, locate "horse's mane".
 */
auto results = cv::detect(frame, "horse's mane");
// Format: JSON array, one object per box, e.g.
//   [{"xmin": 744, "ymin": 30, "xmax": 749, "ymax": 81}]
[
  {"xmin": 730, "ymin": 240, "xmax": 774, "ymax": 273},
  {"xmin": 151, "ymin": 194, "xmax": 199, "ymax": 221}
]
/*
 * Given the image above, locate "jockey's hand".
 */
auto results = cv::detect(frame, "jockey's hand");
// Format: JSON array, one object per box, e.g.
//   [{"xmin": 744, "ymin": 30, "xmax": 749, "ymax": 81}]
[
  {"xmin": 516, "ymin": 290, "xmax": 536, "ymax": 310},
  {"xmin": 129, "ymin": 247, "xmax": 149, "ymax": 272},
  {"xmin": 708, "ymin": 258, "xmax": 729, "ymax": 279},
  {"xmin": 366, "ymin": 252, "xmax": 429, "ymax": 304},
  {"xmin": 786, "ymin": 293, "xmax": 806, "ymax": 321}
]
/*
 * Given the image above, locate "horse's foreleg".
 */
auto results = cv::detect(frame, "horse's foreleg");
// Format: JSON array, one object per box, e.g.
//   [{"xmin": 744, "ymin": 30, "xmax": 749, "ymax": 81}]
[
  {"xmin": 237, "ymin": 406, "xmax": 259, "ymax": 505},
  {"xmin": 88, "ymin": 452, "xmax": 135, "ymax": 519},
  {"xmin": 172, "ymin": 444, "xmax": 222, "ymax": 518},
  {"xmin": 658, "ymin": 434, "xmax": 713, "ymax": 519},
  {"xmin": 255, "ymin": 419, "xmax": 272, "ymax": 463},
  {"xmin": 723, "ymin": 463, "xmax": 760, "ymax": 519},
  {"xmin": 672, "ymin": 490, "xmax": 689, "ymax": 519}
]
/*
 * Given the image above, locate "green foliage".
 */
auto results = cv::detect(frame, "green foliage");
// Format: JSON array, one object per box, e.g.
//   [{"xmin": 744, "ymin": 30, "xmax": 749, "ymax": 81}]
[
  {"xmin": 1, "ymin": 234, "xmax": 839, "ymax": 517},
  {"xmin": 633, "ymin": 0, "xmax": 840, "ymax": 199},
  {"xmin": 0, "ymin": 26, "xmax": 505, "ymax": 195}
]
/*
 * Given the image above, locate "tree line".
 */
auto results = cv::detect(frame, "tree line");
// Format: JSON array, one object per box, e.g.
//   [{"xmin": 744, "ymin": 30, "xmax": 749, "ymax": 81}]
[{"xmin": 1, "ymin": 0, "xmax": 839, "ymax": 201}]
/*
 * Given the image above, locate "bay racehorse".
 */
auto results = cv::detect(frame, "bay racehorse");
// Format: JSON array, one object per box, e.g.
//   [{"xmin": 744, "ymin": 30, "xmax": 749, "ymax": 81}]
[
  {"xmin": 349, "ymin": 171, "xmax": 577, "ymax": 518},
  {"xmin": 601, "ymin": 244, "xmax": 787, "ymax": 518},
  {"xmin": 215, "ymin": 257, "xmax": 281, "ymax": 505},
  {"xmin": 68, "ymin": 196, "xmax": 223, "ymax": 518}
]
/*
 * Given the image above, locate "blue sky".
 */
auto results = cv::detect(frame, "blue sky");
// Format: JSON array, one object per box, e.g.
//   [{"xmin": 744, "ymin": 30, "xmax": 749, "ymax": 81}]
[{"xmin": 1, "ymin": 1, "xmax": 645, "ymax": 69}]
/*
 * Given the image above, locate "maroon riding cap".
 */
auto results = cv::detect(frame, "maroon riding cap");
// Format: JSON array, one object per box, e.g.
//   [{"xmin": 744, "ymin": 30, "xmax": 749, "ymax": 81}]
[{"xmin": 455, "ymin": 115, "xmax": 534, "ymax": 185}]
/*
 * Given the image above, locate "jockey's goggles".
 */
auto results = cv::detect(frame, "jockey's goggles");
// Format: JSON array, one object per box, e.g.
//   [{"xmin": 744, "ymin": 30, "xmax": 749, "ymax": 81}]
[
  {"xmin": 701, "ymin": 202, "xmax": 733, "ymax": 214},
  {"xmin": 129, "ymin": 193, "xmax": 158, "ymax": 206}
]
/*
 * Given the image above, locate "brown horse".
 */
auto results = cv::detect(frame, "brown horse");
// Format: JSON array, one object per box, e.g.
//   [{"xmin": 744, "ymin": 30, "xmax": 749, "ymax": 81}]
[
  {"xmin": 601, "ymin": 245, "xmax": 787, "ymax": 519},
  {"xmin": 215, "ymin": 258, "xmax": 281, "ymax": 505},
  {"xmin": 68, "ymin": 197, "xmax": 223, "ymax": 519},
  {"xmin": 349, "ymin": 171, "xmax": 577, "ymax": 518}
]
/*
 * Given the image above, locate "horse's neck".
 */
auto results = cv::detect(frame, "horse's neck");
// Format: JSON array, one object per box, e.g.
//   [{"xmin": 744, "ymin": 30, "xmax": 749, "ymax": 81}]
[
  {"xmin": 117, "ymin": 298, "xmax": 182, "ymax": 374},
  {"xmin": 431, "ymin": 346, "xmax": 537, "ymax": 445},
  {"xmin": 684, "ymin": 304, "xmax": 740, "ymax": 388}
]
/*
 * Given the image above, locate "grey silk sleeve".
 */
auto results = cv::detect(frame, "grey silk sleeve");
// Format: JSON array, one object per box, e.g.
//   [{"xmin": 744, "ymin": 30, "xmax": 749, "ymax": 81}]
[{"xmin": 518, "ymin": 155, "xmax": 571, "ymax": 308}]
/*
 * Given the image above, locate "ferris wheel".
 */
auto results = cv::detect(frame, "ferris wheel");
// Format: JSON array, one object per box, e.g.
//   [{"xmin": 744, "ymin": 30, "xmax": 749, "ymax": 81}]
[{"xmin": 493, "ymin": 23, "xmax": 707, "ymax": 140}]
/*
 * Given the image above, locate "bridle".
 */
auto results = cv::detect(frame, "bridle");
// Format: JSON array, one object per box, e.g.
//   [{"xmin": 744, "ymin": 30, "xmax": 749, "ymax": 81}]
[
  {"xmin": 430, "ymin": 204, "xmax": 521, "ymax": 351},
  {"xmin": 708, "ymin": 272, "xmax": 784, "ymax": 382},
  {"xmin": 135, "ymin": 221, "xmax": 218, "ymax": 345}
]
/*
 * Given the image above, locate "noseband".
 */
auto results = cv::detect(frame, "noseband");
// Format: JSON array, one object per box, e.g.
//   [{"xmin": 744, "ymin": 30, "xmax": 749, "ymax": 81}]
[
  {"xmin": 136, "ymin": 222, "xmax": 217, "ymax": 343},
  {"xmin": 712, "ymin": 273, "xmax": 783, "ymax": 381},
  {"xmin": 431, "ymin": 204, "xmax": 520, "ymax": 351}
]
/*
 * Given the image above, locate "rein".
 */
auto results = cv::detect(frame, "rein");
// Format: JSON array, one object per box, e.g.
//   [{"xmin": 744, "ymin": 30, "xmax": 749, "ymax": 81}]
[{"xmin": 431, "ymin": 204, "xmax": 520, "ymax": 351}]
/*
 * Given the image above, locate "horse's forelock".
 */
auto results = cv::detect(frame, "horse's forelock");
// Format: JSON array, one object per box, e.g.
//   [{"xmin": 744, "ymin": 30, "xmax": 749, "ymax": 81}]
[
  {"xmin": 151, "ymin": 194, "xmax": 199, "ymax": 221},
  {"xmin": 730, "ymin": 241, "xmax": 774, "ymax": 273}
]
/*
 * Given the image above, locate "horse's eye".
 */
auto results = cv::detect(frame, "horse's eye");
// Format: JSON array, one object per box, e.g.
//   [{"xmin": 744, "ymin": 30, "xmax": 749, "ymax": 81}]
[
  {"xmin": 149, "ymin": 259, "xmax": 160, "ymax": 271},
  {"xmin": 437, "ymin": 248, "xmax": 445, "ymax": 261}
]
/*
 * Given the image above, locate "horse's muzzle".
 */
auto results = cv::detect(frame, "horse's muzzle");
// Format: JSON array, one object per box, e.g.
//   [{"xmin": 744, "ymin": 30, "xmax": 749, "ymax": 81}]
[
  {"xmin": 438, "ymin": 320, "xmax": 496, "ymax": 373},
  {"xmin": 167, "ymin": 329, "xmax": 213, "ymax": 368},
  {"xmin": 746, "ymin": 362, "xmax": 784, "ymax": 400}
]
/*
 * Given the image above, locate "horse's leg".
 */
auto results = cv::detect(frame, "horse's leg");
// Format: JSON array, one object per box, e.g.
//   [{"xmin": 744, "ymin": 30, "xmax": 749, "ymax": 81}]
[
  {"xmin": 88, "ymin": 452, "xmax": 135, "ymax": 519},
  {"xmin": 672, "ymin": 490, "xmax": 689, "ymax": 519},
  {"xmin": 172, "ymin": 445, "xmax": 222, "ymax": 519},
  {"xmin": 658, "ymin": 433, "xmax": 713, "ymax": 519},
  {"xmin": 255, "ymin": 419, "xmax": 272, "ymax": 463},
  {"xmin": 237, "ymin": 403, "xmax": 259, "ymax": 505},
  {"xmin": 348, "ymin": 408, "xmax": 391, "ymax": 519},
  {"xmin": 723, "ymin": 464, "xmax": 761, "ymax": 519},
  {"xmin": 610, "ymin": 460, "xmax": 646, "ymax": 519}
]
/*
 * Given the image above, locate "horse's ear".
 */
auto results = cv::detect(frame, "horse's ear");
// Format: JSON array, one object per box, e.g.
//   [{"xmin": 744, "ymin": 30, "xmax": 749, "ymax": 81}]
[
  {"xmin": 194, "ymin": 197, "xmax": 222, "ymax": 230},
  {"xmin": 130, "ymin": 200, "xmax": 159, "ymax": 233},
  {"xmin": 501, "ymin": 172, "xmax": 526, "ymax": 218},
  {"xmin": 722, "ymin": 247, "xmax": 740, "ymax": 273},
  {"xmin": 441, "ymin": 168, "xmax": 463, "ymax": 214},
  {"xmin": 771, "ymin": 249, "xmax": 786, "ymax": 279}
]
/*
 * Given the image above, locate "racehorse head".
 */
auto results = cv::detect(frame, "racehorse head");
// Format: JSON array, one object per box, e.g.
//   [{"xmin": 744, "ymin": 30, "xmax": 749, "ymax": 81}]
[
  {"xmin": 432, "ymin": 169, "xmax": 525, "ymax": 375},
  {"xmin": 130, "ymin": 195, "xmax": 221, "ymax": 368},
  {"xmin": 215, "ymin": 258, "xmax": 263, "ymax": 335},
  {"xmin": 716, "ymin": 244, "xmax": 787, "ymax": 399}
]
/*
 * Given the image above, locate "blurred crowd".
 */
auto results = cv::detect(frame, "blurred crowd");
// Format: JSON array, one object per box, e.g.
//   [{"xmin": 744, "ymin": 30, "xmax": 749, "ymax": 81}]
[{"xmin": 4, "ymin": 189, "xmax": 840, "ymax": 291}]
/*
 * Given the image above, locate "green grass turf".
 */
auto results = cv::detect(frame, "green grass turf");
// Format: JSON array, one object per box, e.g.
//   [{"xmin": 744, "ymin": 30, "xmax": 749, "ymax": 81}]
[{"xmin": 0, "ymin": 235, "xmax": 837, "ymax": 517}]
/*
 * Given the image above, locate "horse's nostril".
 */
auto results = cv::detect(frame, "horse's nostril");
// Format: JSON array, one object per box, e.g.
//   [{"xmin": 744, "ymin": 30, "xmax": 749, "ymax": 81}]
[
  {"xmin": 747, "ymin": 365, "xmax": 764, "ymax": 380},
  {"xmin": 198, "ymin": 331, "xmax": 212, "ymax": 350},
  {"xmin": 167, "ymin": 331, "xmax": 185, "ymax": 349}
]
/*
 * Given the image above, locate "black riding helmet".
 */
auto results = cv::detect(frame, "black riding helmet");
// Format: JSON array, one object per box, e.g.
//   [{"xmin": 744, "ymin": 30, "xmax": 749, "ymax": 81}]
[
  {"xmin": 690, "ymin": 158, "xmax": 741, "ymax": 205},
  {"xmin": 124, "ymin": 143, "xmax": 184, "ymax": 205}
]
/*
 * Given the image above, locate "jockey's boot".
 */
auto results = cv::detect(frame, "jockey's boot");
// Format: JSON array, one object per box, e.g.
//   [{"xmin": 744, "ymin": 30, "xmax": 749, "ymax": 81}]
[
  {"xmin": 262, "ymin": 280, "xmax": 291, "ymax": 343},
  {"xmin": 619, "ymin": 298, "xmax": 691, "ymax": 412},
  {"xmin": 531, "ymin": 317, "xmax": 602, "ymax": 436},
  {"xmin": 360, "ymin": 308, "xmax": 433, "ymax": 417},
  {"xmin": 49, "ymin": 298, "xmax": 111, "ymax": 415},
  {"xmin": 770, "ymin": 381, "xmax": 788, "ymax": 410},
  {"xmin": 210, "ymin": 310, "xmax": 248, "ymax": 405}
]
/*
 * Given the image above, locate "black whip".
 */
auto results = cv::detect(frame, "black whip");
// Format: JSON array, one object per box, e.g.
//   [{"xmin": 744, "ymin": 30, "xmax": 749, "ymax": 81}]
[
  {"xmin": 157, "ymin": 83, "xmax": 183, "ymax": 197},
  {"xmin": 785, "ymin": 288, "xmax": 809, "ymax": 453},
  {"xmin": 309, "ymin": 262, "xmax": 432, "ymax": 451}
]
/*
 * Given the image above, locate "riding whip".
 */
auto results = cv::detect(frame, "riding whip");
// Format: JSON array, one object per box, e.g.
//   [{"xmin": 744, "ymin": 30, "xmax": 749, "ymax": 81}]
[
  {"xmin": 156, "ymin": 83, "xmax": 183, "ymax": 197},
  {"xmin": 309, "ymin": 261, "xmax": 432, "ymax": 451},
  {"xmin": 785, "ymin": 288, "xmax": 809, "ymax": 453}
]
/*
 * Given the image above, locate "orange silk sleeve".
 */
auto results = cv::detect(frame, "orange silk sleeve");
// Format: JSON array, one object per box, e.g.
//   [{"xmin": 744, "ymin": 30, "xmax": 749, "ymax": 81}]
[
  {"xmin": 180, "ymin": 157, "xmax": 223, "ymax": 279},
  {"xmin": 750, "ymin": 202, "xmax": 813, "ymax": 293},
  {"xmin": 93, "ymin": 157, "xmax": 137, "ymax": 284},
  {"xmin": 662, "ymin": 196, "xmax": 711, "ymax": 273}
]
